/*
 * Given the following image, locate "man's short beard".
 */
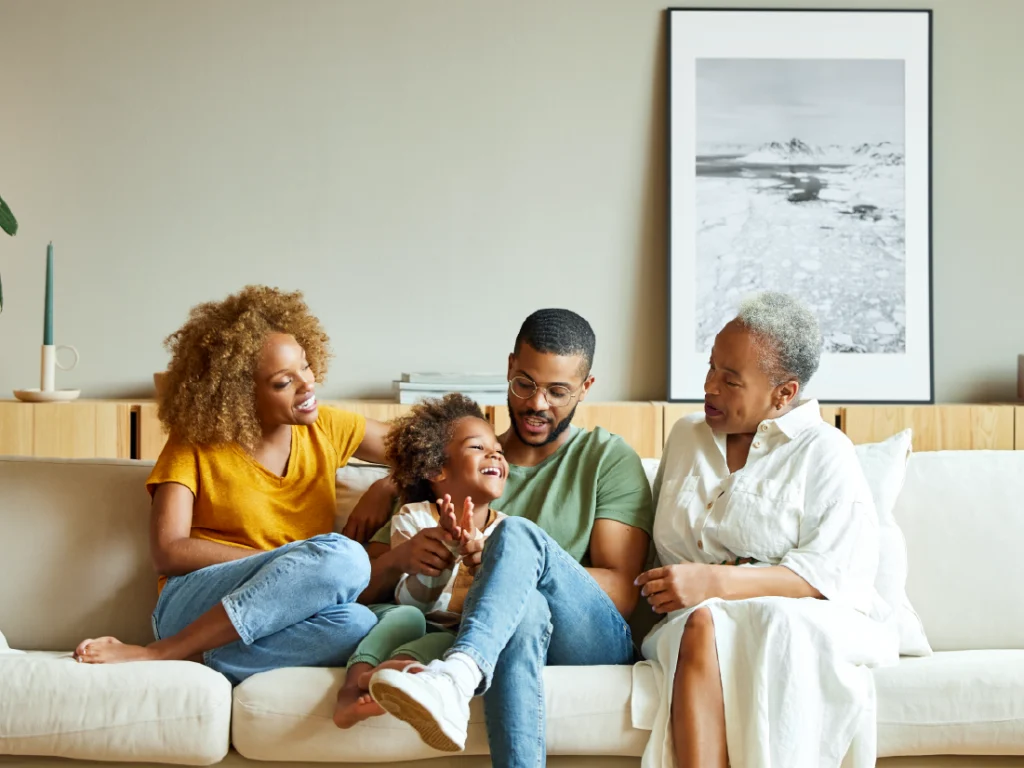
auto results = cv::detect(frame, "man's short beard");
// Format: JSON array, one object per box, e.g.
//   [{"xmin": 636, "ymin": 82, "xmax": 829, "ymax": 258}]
[{"xmin": 508, "ymin": 394, "xmax": 578, "ymax": 447}]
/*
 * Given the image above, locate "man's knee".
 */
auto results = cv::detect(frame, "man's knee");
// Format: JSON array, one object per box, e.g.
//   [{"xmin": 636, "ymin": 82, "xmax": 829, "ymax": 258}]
[{"xmin": 487, "ymin": 516, "xmax": 543, "ymax": 554}]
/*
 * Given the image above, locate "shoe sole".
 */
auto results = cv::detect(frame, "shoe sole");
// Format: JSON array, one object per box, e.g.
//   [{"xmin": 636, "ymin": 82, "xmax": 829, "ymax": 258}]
[{"xmin": 369, "ymin": 677, "xmax": 464, "ymax": 753}]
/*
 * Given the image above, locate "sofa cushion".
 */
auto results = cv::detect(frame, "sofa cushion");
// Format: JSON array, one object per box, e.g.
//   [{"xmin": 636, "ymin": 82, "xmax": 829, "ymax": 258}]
[
  {"xmin": 893, "ymin": 451, "xmax": 1024, "ymax": 650},
  {"xmin": 335, "ymin": 463, "xmax": 389, "ymax": 533},
  {"xmin": 0, "ymin": 457, "xmax": 157, "ymax": 651},
  {"xmin": 232, "ymin": 664, "xmax": 649, "ymax": 762},
  {"xmin": 0, "ymin": 652, "xmax": 231, "ymax": 765},
  {"xmin": 876, "ymin": 650, "xmax": 1024, "ymax": 756},
  {"xmin": 853, "ymin": 430, "xmax": 932, "ymax": 656}
]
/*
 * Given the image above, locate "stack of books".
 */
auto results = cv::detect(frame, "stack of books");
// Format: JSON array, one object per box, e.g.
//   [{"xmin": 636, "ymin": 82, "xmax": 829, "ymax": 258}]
[{"xmin": 393, "ymin": 373, "xmax": 508, "ymax": 405}]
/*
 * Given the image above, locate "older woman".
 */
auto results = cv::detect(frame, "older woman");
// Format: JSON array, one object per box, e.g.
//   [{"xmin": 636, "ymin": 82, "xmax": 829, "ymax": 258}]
[
  {"xmin": 72, "ymin": 285, "xmax": 404, "ymax": 684},
  {"xmin": 637, "ymin": 292, "xmax": 897, "ymax": 768}
]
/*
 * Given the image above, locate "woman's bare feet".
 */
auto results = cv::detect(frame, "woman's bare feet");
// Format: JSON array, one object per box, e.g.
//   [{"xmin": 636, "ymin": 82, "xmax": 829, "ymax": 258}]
[
  {"xmin": 333, "ymin": 658, "xmax": 424, "ymax": 729},
  {"xmin": 74, "ymin": 637, "xmax": 165, "ymax": 664}
]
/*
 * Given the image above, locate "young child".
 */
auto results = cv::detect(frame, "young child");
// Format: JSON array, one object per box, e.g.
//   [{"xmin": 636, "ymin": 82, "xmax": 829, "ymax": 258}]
[{"xmin": 333, "ymin": 393, "xmax": 507, "ymax": 729}]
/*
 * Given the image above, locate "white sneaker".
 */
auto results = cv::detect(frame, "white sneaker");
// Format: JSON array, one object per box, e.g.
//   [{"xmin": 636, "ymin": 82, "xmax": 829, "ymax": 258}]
[{"xmin": 368, "ymin": 665, "xmax": 471, "ymax": 752}]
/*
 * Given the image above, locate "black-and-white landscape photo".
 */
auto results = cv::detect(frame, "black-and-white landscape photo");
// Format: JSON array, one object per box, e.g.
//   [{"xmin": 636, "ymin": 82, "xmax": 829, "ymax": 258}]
[{"xmin": 694, "ymin": 58, "xmax": 906, "ymax": 354}]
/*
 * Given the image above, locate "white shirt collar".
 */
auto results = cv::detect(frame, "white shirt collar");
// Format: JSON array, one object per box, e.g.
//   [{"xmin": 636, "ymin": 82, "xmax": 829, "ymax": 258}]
[{"xmin": 763, "ymin": 399, "xmax": 822, "ymax": 440}]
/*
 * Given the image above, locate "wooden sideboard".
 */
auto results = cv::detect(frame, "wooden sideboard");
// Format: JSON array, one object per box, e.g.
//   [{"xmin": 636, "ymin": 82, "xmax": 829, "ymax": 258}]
[
  {"xmin": 491, "ymin": 403, "xmax": 666, "ymax": 459},
  {"xmin": 842, "ymin": 405, "xmax": 1016, "ymax": 451},
  {"xmin": 2, "ymin": 399, "xmax": 1023, "ymax": 460},
  {"xmin": 0, "ymin": 400, "xmax": 133, "ymax": 459},
  {"xmin": 134, "ymin": 400, "xmax": 414, "ymax": 461}
]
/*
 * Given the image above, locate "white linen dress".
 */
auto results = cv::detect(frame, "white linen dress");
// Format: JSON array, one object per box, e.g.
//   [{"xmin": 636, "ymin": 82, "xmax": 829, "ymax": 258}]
[{"xmin": 640, "ymin": 400, "xmax": 898, "ymax": 768}]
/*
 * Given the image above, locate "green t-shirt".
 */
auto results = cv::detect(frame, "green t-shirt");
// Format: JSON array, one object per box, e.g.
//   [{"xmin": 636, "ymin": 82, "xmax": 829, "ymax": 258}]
[{"xmin": 372, "ymin": 426, "xmax": 653, "ymax": 565}]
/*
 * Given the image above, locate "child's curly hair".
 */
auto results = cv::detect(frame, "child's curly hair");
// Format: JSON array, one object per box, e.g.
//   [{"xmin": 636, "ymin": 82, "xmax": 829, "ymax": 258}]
[
  {"xmin": 158, "ymin": 285, "xmax": 331, "ymax": 451},
  {"xmin": 385, "ymin": 394, "xmax": 487, "ymax": 504}
]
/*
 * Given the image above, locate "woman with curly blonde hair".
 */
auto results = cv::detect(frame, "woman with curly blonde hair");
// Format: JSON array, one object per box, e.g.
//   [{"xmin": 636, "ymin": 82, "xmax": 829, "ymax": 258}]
[{"xmin": 73, "ymin": 285, "xmax": 392, "ymax": 684}]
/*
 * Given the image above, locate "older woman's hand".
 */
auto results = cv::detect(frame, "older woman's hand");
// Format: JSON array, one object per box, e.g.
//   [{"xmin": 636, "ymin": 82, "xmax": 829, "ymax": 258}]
[{"xmin": 636, "ymin": 564, "xmax": 719, "ymax": 614}]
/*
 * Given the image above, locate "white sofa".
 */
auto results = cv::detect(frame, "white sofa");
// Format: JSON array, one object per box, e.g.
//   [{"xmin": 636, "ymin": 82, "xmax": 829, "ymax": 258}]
[{"xmin": 1, "ymin": 449, "xmax": 1023, "ymax": 768}]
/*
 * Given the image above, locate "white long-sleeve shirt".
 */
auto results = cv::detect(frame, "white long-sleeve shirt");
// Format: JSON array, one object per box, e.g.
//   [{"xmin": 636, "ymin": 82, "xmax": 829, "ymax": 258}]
[{"xmin": 652, "ymin": 399, "xmax": 883, "ymax": 616}]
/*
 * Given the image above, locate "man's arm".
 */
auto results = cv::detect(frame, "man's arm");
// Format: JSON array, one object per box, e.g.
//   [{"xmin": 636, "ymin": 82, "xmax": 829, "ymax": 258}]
[
  {"xmin": 360, "ymin": 541, "xmax": 407, "ymax": 604},
  {"xmin": 585, "ymin": 438, "xmax": 655, "ymax": 617},
  {"xmin": 586, "ymin": 519, "xmax": 650, "ymax": 618},
  {"xmin": 150, "ymin": 483, "xmax": 255, "ymax": 576},
  {"xmin": 343, "ymin": 476, "xmax": 399, "ymax": 543}
]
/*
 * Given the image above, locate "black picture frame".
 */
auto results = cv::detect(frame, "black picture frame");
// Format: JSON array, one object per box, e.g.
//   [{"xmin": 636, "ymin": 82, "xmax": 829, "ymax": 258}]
[{"xmin": 666, "ymin": 8, "xmax": 934, "ymax": 404}]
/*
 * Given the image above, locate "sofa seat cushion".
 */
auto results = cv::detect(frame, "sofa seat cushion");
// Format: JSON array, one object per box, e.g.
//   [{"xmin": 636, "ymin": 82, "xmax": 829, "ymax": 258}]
[
  {"xmin": 876, "ymin": 650, "xmax": 1024, "ymax": 757},
  {"xmin": 0, "ymin": 652, "xmax": 231, "ymax": 765},
  {"xmin": 232, "ymin": 664, "xmax": 649, "ymax": 762}
]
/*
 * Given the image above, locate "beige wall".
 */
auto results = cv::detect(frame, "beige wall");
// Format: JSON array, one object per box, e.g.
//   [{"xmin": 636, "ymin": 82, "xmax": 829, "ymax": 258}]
[{"xmin": 0, "ymin": 0, "xmax": 1021, "ymax": 402}]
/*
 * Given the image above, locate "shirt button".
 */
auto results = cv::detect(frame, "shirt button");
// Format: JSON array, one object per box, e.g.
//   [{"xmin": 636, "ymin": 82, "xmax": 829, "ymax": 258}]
[
  {"xmin": 706, "ymin": 501, "xmax": 713, "ymax": 510},
  {"xmin": 760, "ymin": 424, "xmax": 768, "ymax": 432},
  {"xmin": 753, "ymin": 441, "xmax": 761, "ymax": 449},
  {"xmin": 697, "ymin": 540, "xmax": 704, "ymax": 550}
]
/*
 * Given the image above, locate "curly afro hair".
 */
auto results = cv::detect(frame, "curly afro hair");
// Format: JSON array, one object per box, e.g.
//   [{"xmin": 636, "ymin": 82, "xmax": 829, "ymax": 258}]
[
  {"xmin": 385, "ymin": 393, "xmax": 487, "ymax": 504},
  {"xmin": 158, "ymin": 285, "xmax": 332, "ymax": 451}
]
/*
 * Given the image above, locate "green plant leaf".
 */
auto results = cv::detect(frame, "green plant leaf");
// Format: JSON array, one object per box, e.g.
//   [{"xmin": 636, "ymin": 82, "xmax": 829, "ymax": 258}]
[
  {"xmin": 0, "ymin": 270, "xmax": 4, "ymax": 313},
  {"xmin": 0, "ymin": 194, "xmax": 18, "ymax": 236}
]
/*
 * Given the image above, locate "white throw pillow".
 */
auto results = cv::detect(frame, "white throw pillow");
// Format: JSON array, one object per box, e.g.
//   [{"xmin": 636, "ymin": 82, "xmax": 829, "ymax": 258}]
[
  {"xmin": 0, "ymin": 628, "xmax": 25, "ymax": 655},
  {"xmin": 640, "ymin": 458, "xmax": 660, "ymax": 492},
  {"xmin": 335, "ymin": 462, "xmax": 390, "ymax": 533},
  {"xmin": 854, "ymin": 429, "xmax": 933, "ymax": 656}
]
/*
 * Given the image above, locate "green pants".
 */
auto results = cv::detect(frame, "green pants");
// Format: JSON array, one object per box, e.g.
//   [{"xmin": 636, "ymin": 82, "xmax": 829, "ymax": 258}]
[{"xmin": 346, "ymin": 604, "xmax": 455, "ymax": 669}]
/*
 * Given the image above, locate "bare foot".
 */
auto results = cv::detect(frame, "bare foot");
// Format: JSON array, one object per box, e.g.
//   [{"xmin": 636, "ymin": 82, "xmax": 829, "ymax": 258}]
[
  {"xmin": 74, "ymin": 637, "xmax": 163, "ymax": 664},
  {"xmin": 333, "ymin": 683, "xmax": 386, "ymax": 728},
  {"xmin": 334, "ymin": 658, "xmax": 425, "ymax": 729}
]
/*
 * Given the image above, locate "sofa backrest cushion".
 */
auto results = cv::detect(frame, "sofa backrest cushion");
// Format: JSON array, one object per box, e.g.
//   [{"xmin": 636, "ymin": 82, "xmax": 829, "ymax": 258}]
[
  {"xmin": 0, "ymin": 456, "xmax": 156, "ymax": 651},
  {"xmin": 894, "ymin": 450, "xmax": 1024, "ymax": 651}
]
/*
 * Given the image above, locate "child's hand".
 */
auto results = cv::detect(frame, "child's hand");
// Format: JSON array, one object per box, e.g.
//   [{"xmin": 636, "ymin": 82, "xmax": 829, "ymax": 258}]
[
  {"xmin": 398, "ymin": 528, "xmax": 456, "ymax": 577},
  {"xmin": 460, "ymin": 536, "xmax": 485, "ymax": 576},
  {"xmin": 435, "ymin": 494, "xmax": 459, "ymax": 541},
  {"xmin": 457, "ymin": 497, "xmax": 479, "ymax": 544}
]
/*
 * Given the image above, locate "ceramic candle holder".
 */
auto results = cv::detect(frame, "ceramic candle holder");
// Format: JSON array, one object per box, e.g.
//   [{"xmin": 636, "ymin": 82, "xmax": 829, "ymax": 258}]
[{"xmin": 13, "ymin": 344, "xmax": 81, "ymax": 403}]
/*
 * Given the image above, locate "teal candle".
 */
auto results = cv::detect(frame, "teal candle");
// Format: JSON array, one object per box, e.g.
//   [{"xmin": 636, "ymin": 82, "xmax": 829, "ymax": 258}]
[{"xmin": 44, "ymin": 242, "xmax": 53, "ymax": 345}]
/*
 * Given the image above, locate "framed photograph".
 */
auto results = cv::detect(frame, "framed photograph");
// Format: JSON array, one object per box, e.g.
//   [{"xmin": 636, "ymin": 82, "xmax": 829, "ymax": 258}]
[{"xmin": 667, "ymin": 8, "xmax": 933, "ymax": 403}]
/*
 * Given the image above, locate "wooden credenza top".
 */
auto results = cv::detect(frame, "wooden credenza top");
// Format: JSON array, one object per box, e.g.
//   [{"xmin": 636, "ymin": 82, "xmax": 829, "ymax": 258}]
[{"xmin": 1, "ymin": 399, "xmax": 1022, "ymax": 460}]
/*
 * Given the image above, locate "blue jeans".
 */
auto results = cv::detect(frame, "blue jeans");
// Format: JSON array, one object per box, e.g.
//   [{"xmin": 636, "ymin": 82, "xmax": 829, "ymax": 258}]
[
  {"xmin": 446, "ymin": 517, "xmax": 634, "ymax": 768},
  {"xmin": 152, "ymin": 533, "xmax": 376, "ymax": 685}
]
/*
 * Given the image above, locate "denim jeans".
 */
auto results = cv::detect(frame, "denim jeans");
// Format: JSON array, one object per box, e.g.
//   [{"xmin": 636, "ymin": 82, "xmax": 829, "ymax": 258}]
[
  {"xmin": 446, "ymin": 517, "xmax": 634, "ymax": 768},
  {"xmin": 152, "ymin": 533, "xmax": 376, "ymax": 685}
]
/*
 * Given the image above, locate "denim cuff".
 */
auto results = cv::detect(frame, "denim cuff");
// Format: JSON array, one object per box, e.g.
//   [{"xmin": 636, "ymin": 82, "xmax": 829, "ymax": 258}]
[
  {"xmin": 444, "ymin": 643, "xmax": 493, "ymax": 696},
  {"xmin": 220, "ymin": 594, "xmax": 255, "ymax": 646}
]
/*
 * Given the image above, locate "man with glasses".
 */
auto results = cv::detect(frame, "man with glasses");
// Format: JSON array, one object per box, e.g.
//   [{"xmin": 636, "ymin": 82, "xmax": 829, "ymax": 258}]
[{"xmin": 355, "ymin": 309, "xmax": 653, "ymax": 766}]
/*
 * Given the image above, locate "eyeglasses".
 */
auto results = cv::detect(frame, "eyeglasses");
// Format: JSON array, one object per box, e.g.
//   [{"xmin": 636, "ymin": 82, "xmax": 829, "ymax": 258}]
[{"xmin": 508, "ymin": 376, "xmax": 583, "ymax": 408}]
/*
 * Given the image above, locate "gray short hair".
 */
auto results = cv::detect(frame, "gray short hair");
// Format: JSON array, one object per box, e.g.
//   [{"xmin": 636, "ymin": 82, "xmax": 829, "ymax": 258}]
[{"xmin": 736, "ymin": 292, "xmax": 822, "ymax": 387}]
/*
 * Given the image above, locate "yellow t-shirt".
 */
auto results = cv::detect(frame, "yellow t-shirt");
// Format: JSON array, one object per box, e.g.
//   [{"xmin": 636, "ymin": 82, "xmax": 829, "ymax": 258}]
[{"xmin": 146, "ymin": 406, "xmax": 366, "ymax": 580}]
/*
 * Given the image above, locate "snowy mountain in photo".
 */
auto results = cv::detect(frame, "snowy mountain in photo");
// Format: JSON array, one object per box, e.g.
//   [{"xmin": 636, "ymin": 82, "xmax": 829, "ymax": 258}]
[{"xmin": 735, "ymin": 138, "xmax": 905, "ymax": 166}]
